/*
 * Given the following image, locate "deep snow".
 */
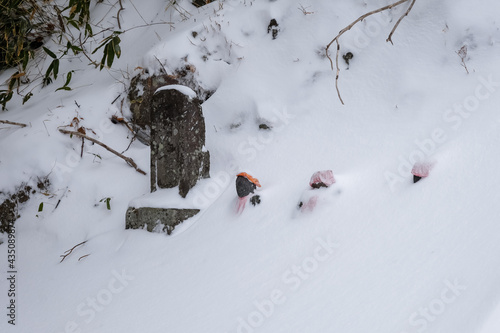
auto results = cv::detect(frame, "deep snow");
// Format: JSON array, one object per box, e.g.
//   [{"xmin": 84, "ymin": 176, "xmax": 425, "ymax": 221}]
[{"xmin": 2, "ymin": 0, "xmax": 500, "ymax": 332}]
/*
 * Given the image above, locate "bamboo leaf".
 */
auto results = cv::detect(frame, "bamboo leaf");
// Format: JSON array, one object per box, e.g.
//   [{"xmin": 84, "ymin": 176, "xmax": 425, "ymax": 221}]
[
  {"xmin": 99, "ymin": 44, "xmax": 108, "ymax": 70},
  {"xmin": 22, "ymin": 50, "xmax": 30, "ymax": 69},
  {"xmin": 107, "ymin": 42, "xmax": 115, "ymax": 68},
  {"xmin": 53, "ymin": 59, "xmax": 59, "ymax": 79},
  {"xmin": 22, "ymin": 92, "xmax": 33, "ymax": 104},
  {"xmin": 55, "ymin": 86, "xmax": 72, "ymax": 92},
  {"xmin": 92, "ymin": 36, "xmax": 112, "ymax": 54},
  {"xmin": 113, "ymin": 36, "xmax": 121, "ymax": 58},
  {"xmin": 43, "ymin": 47, "xmax": 57, "ymax": 59},
  {"xmin": 67, "ymin": 71, "xmax": 73, "ymax": 84}
]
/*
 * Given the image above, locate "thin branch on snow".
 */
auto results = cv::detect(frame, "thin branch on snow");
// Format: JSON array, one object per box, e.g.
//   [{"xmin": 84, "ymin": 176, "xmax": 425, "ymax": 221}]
[
  {"xmin": 117, "ymin": 0, "xmax": 124, "ymax": 30},
  {"xmin": 59, "ymin": 129, "xmax": 147, "ymax": 175},
  {"xmin": 387, "ymin": 0, "xmax": 416, "ymax": 44},
  {"xmin": 325, "ymin": 0, "xmax": 416, "ymax": 105},
  {"xmin": 0, "ymin": 120, "xmax": 28, "ymax": 128},
  {"xmin": 60, "ymin": 241, "xmax": 87, "ymax": 263},
  {"xmin": 78, "ymin": 254, "xmax": 91, "ymax": 261}
]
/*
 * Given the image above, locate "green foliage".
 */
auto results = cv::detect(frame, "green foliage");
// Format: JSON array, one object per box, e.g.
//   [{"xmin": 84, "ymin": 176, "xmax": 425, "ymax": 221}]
[
  {"xmin": 99, "ymin": 197, "xmax": 111, "ymax": 210},
  {"xmin": 92, "ymin": 32, "xmax": 122, "ymax": 70},
  {"xmin": 0, "ymin": 0, "xmax": 40, "ymax": 70},
  {"xmin": 56, "ymin": 71, "xmax": 74, "ymax": 91},
  {"xmin": 0, "ymin": 90, "xmax": 13, "ymax": 110},
  {"xmin": 0, "ymin": 0, "xmax": 168, "ymax": 110},
  {"xmin": 0, "ymin": 0, "xmax": 94, "ymax": 109},
  {"xmin": 0, "ymin": 0, "xmax": 53, "ymax": 109},
  {"xmin": 22, "ymin": 92, "xmax": 33, "ymax": 104},
  {"xmin": 42, "ymin": 46, "xmax": 59, "ymax": 86},
  {"xmin": 0, "ymin": 71, "xmax": 25, "ymax": 110}
]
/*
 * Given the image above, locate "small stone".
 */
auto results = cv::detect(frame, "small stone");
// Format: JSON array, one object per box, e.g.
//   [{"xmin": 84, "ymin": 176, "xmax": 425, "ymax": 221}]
[
  {"xmin": 267, "ymin": 19, "xmax": 279, "ymax": 40},
  {"xmin": 259, "ymin": 123, "xmax": 271, "ymax": 130},
  {"xmin": 343, "ymin": 52, "xmax": 354, "ymax": 65},
  {"xmin": 126, "ymin": 207, "xmax": 199, "ymax": 235},
  {"xmin": 250, "ymin": 195, "xmax": 261, "ymax": 206}
]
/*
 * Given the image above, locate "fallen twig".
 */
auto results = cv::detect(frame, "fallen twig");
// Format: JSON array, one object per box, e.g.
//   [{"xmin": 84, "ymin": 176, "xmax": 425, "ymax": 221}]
[
  {"xmin": 326, "ymin": 0, "xmax": 415, "ymax": 104},
  {"xmin": 154, "ymin": 55, "xmax": 168, "ymax": 73},
  {"xmin": 53, "ymin": 186, "xmax": 69, "ymax": 212},
  {"xmin": 60, "ymin": 241, "xmax": 87, "ymax": 263},
  {"xmin": 117, "ymin": 0, "xmax": 124, "ymax": 30},
  {"xmin": 0, "ymin": 120, "xmax": 27, "ymax": 127},
  {"xmin": 59, "ymin": 128, "xmax": 147, "ymax": 175},
  {"xmin": 456, "ymin": 45, "xmax": 469, "ymax": 74},
  {"xmin": 80, "ymin": 137, "xmax": 85, "ymax": 158},
  {"xmin": 387, "ymin": 0, "xmax": 416, "ymax": 44},
  {"xmin": 78, "ymin": 254, "xmax": 91, "ymax": 261}
]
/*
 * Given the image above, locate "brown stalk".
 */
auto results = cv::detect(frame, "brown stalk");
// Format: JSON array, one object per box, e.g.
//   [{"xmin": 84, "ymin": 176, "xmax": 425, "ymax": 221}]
[
  {"xmin": 59, "ymin": 128, "xmax": 146, "ymax": 175},
  {"xmin": 325, "ymin": 0, "xmax": 416, "ymax": 104}
]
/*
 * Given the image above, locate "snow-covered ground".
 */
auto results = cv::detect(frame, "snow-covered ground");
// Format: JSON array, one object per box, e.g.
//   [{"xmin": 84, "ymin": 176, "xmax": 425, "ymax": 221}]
[{"xmin": 2, "ymin": 0, "xmax": 500, "ymax": 332}]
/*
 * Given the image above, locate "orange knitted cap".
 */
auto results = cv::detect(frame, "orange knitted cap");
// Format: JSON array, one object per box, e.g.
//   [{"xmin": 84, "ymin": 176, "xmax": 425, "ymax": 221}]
[{"xmin": 237, "ymin": 172, "xmax": 261, "ymax": 187}]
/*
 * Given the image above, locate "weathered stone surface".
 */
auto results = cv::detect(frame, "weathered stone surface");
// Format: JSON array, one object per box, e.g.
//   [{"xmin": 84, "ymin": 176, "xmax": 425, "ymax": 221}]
[
  {"xmin": 127, "ymin": 70, "xmax": 213, "ymax": 146},
  {"xmin": 129, "ymin": 74, "xmax": 179, "ymax": 128},
  {"xmin": 0, "ymin": 198, "xmax": 18, "ymax": 234},
  {"xmin": 150, "ymin": 87, "xmax": 210, "ymax": 197},
  {"xmin": 0, "ymin": 178, "xmax": 49, "ymax": 233},
  {"xmin": 125, "ymin": 207, "xmax": 199, "ymax": 235},
  {"xmin": 125, "ymin": 71, "xmax": 211, "ymax": 235}
]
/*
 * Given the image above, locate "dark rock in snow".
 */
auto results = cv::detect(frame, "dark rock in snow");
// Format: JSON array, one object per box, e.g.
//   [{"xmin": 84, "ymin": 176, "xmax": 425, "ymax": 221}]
[
  {"xmin": 250, "ymin": 195, "xmax": 261, "ymax": 206},
  {"xmin": 236, "ymin": 175, "xmax": 257, "ymax": 198},
  {"xmin": 125, "ymin": 207, "xmax": 199, "ymax": 235},
  {"xmin": 150, "ymin": 86, "xmax": 210, "ymax": 197},
  {"xmin": 0, "ymin": 178, "xmax": 50, "ymax": 233},
  {"xmin": 0, "ymin": 198, "xmax": 18, "ymax": 234},
  {"xmin": 343, "ymin": 52, "xmax": 354, "ymax": 66},
  {"xmin": 259, "ymin": 123, "xmax": 271, "ymax": 130},
  {"xmin": 268, "ymin": 19, "xmax": 279, "ymax": 39}
]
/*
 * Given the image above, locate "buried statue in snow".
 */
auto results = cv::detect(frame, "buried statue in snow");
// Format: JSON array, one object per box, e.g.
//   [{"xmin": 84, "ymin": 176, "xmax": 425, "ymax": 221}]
[
  {"xmin": 236, "ymin": 172, "xmax": 261, "ymax": 214},
  {"xmin": 298, "ymin": 170, "xmax": 339, "ymax": 213},
  {"xmin": 411, "ymin": 161, "xmax": 434, "ymax": 183},
  {"xmin": 150, "ymin": 85, "xmax": 210, "ymax": 197},
  {"xmin": 125, "ymin": 84, "xmax": 210, "ymax": 235}
]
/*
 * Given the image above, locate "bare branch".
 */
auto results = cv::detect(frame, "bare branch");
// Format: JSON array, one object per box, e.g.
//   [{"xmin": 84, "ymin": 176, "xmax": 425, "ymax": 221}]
[
  {"xmin": 60, "ymin": 241, "xmax": 87, "ymax": 263},
  {"xmin": 117, "ymin": 0, "xmax": 124, "ymax": 30},
  {"xmin": 298, "ymin": 4, "xmax": 314, "ymax": 15},
  {"xmin": 59, "ymin": 129, "xmax": 147, "ymax": 175},
  {"xmin": 154, "ymin": 55, "xmax": 168, "ymax": 73},
  {"xmin": 334, "ymin": 40, "xmax": 344, "ymax": 105},
  {"xmin": 122, "ymin": 22, "xmax": 175, "ymax": 33},
  {"xmin": 325, "ymin": 0, "xmax": 414, "ymax": 104},
  {"xmin": 387, "ymin": 0, "xmax": 416, "ymax": 44},
  {"xmin": 78, "ymin": 254, "xmax": 91, "ymax": 261},
  {"xmin": 456, "ymin": 45, "xmax": 469, "ymax": 74},
  {"xmin": 0, "ymin": 120, "xmax": 27, "ymax": 128}
]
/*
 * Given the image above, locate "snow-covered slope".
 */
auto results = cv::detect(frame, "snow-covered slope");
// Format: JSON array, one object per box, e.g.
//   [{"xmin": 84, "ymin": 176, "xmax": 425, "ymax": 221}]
[{"xmin": 2, "ymin": 0, "xmax": 500, "ymax": 332}]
